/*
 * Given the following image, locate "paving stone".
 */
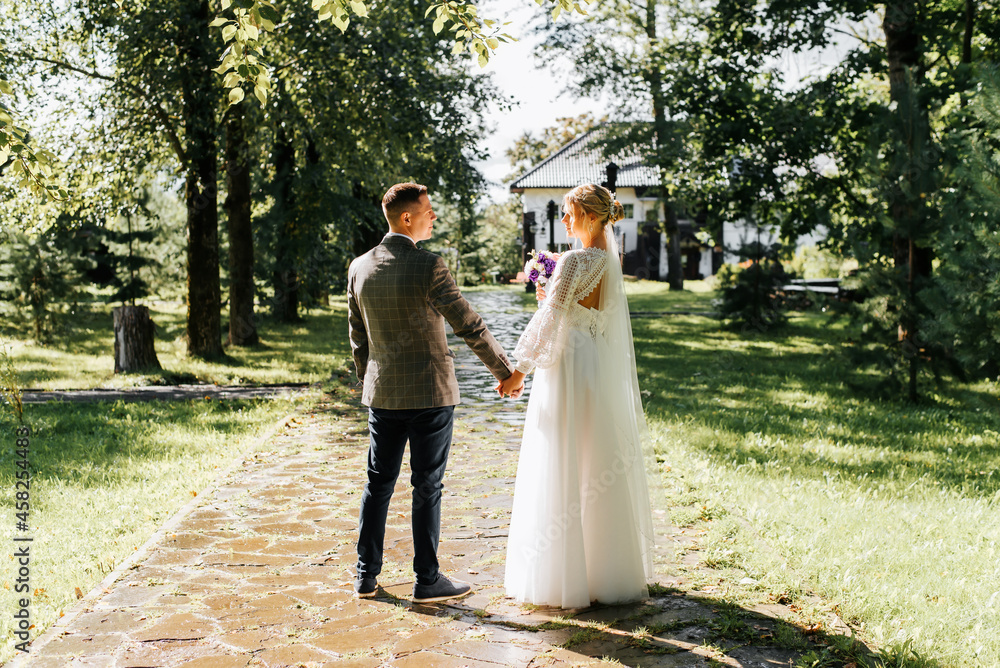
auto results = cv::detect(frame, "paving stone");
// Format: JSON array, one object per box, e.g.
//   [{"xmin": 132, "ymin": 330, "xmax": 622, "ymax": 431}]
[
  {"xmin": 66, "ymin": 657, "xmax": 117, "ymax": 668},
  {"xmin": 312, "ymin": 626, "xmax": 398, "ymax": 654},
  {"xmin": 255, "ymin": 642, "xmax": 331, "ymax": 667},
  {"xmin": 323, "ymin": 658, "xmax": 381, "ymax": 668},
  {"xmin": 267, "ymin": 538, "xmax": 340, "ymax": 556},
  {"xmin": 99, "ymin": 584, "xmax": 177, "ymax": 608},
  {"xmin": 70, "ymin": 611, "xmax": 148, "ymax": 636},
  {"xmin": 440, "ymin": 639, "xmax": 541, "ymax": 665},
  {"xmin": 283, "ymin": 586, "xmax": 354, "ymax": 609},
  {"xmin": 24, "ymin": 658, "xmax": 105, "ymax": 668},
  {"xmin": 199, "ymin": 551, "xmax": 290, "ymax": 567},
  {"xmin": 132, "ymin": 613, "xmax": 217, "ymax": 641},
  {"xmin": 725, "ymin": 646, "xmax": 802, "ymax": 667},
  {"xmin": 390, "ymin": 650, "xmax": 498, "ymax": 668},
  {"xmin": 175, "ymin": 655, "xmax": 251, "ymax": 668},
  {"xmin": 162, "ymin": 533, "xmax": 220, "ymax": 550},
  {"xmin": 43, "ymin": 633, "xmax": 126, "ymax": 656},
  {"xmin": 391, "ymin": 626, "xmax": 463, "ymax": 656},
  {"xmin": 216, "ymin": 629, "xmax": 274, "ymax": 652}
]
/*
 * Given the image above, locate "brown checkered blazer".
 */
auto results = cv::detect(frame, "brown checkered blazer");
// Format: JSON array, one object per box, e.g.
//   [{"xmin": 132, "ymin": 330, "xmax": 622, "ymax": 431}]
[{"xmin": 347, "ymin": 234, "xmax": 513, "ymax": 409}]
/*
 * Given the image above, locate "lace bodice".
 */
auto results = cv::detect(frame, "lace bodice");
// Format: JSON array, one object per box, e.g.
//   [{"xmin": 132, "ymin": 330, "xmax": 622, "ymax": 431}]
[{"xmin": 514, "ymin": 247, "xmax": 608, "ymax": 374}]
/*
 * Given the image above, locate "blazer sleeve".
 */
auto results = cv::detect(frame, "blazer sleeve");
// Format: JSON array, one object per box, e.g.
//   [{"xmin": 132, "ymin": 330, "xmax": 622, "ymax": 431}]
[
  {"xmin": 428, "ymin": 256, "xmax": 513, "ymax": 381},
  {"xmin": 347, "ymin": 264, "xmax": 368, "ymax": 383}
]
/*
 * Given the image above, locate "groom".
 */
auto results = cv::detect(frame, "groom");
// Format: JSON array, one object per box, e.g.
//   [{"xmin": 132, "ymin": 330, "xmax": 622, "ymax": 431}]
[{"xmin": 347, "ymin": 182, "xmax": 523, "ymax": 603}]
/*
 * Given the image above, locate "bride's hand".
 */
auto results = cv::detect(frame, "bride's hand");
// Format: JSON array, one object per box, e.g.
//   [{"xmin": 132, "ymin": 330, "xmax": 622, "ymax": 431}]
[
  {"xmin": 498, "ymin": 371, "xmax": 525, "ymax": 399},
  {"xmin": 535, "ymin": 287, "xmax": 546, "ymax": 302}
]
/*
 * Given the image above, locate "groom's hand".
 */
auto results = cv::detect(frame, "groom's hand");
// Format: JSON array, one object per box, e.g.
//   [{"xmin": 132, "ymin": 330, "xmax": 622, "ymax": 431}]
[{"xmin": 497, "ymin": 371, "xmax": 526, "ymax": 400}]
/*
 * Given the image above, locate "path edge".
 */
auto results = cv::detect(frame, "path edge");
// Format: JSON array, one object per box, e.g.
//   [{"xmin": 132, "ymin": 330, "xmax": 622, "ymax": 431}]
[{"xmin": 10, "ymin": 401, "xmax": 311, "ymax": 666}]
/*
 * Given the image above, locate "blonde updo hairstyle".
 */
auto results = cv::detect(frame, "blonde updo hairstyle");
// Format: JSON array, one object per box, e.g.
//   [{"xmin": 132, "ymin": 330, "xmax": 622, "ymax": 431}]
[{"xmin": 564, "ymin": 184, "xmax": 625, "ymax": 234}]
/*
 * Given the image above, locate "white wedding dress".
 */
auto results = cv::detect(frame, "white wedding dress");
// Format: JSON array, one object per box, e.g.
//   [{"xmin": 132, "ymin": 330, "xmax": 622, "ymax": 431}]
[{"xmin": 505, "ymin": 228, "xmax": 655, "ymax": 609}]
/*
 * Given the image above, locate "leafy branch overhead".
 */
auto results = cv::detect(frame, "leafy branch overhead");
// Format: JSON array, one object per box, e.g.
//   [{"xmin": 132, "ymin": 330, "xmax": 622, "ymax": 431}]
[
  {"xmin": 209, "ymin": 0, "xmax": 589, "ymax": 106},
  {"xmin": 0, "ymin": 79, "xmax": 69, "ymax": 202}
]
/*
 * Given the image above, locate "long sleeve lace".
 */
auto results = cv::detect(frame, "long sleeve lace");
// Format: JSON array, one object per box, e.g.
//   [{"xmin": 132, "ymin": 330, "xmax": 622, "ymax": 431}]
[{"xmin": 514, "ymin": 250, "xmax": 604, "ymax": 373}]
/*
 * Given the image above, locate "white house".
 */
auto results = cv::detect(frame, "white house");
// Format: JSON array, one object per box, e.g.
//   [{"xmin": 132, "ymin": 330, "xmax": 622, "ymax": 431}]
[
  {"xmin": 510, "ymin": 126, "xmax": 829, "ymax": 280},
  {"xmin": 509, "ymin": 126, "xmax": 716, "ymax": 280}
]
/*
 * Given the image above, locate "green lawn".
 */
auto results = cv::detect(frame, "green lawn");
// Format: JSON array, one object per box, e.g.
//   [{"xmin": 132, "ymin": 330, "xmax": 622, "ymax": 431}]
[
  {"xmin": 627, "ymin": 283, "xmax": 1000, "ymax": 667},
  {"xmin": 3, "ymin": 297, "xmax": 355, "ymax": 390}
]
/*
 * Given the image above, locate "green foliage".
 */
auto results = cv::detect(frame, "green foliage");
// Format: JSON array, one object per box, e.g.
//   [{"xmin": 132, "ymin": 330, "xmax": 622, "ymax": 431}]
[
  {"xmin": 716, "ymin": 241, "xmax": 788, "ymax": 332},
  {"xmin": 428, "ymin": 199, "xmax": 522, "ymax": 285},
  {"xmin": 0, "ymin": 228, "xmax": 92, "ymax": 342},
  {"xmin": 712, "ymin": 262, "xmax": 741, "ymax": 291},
  {"xmin": 543, "ymin": 0, "xmax": 999, "ymax": 398},
  {"xmin": 785, "ymin": 246, "xmax": 853, "ymax": 281},
  {"xmin": 250, "ymin": 0, "xmax": 498, "ymax": 317},
  {"xmin": 0, "ymin": 344, "xmax": 23, "ymax": 423},
  {"xmin": 209, "ymin": 0, "xmax": 585, "ymax": 106},
  {"xmin": 920, "ymin": 66, "xmax": 1000, "ymax": 380},
  {"xmin": 0, "ymin": 78, "xmax": 69, "ymax": 202}
]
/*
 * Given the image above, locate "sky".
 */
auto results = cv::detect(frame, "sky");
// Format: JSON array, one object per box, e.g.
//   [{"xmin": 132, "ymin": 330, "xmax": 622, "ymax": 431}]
[{"xmin": 472, "ymin": 2, "xmax": 604, "ymax": 205}]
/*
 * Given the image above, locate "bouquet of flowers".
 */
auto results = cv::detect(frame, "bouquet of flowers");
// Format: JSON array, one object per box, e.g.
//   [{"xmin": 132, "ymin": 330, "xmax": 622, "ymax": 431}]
[{"xmin": 524, "ymin": 250, "xmax": 559, "ymax": 287}]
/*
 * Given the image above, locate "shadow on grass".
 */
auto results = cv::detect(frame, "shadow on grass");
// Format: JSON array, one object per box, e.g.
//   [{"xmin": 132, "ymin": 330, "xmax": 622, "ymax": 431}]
[
  {"xmin": 4, "ymin": 301, "xmax": 353, "ymax": 389},
  {"xmin": 635, "ymin": 314, "xmax": 1000, "ymax": 499},
  {"xmin": 0, "ymin": 398, "xmax": 282, "ymax": 490}
]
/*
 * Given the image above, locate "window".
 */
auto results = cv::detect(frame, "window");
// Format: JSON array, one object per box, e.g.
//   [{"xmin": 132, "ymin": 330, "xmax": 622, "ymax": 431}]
[{"xmin": 623, "ymin": 204, "xmax": 635, "ymax": 219}]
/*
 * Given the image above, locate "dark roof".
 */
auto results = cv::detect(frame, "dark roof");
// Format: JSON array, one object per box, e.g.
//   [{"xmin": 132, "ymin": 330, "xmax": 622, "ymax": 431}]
[{"xmin": 509, "ymin": 125, "xmax": 660, "ymax": 192}]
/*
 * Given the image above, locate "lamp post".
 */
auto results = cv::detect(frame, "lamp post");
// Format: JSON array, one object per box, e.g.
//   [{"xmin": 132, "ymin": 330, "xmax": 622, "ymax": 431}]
[
  {"xmin": 546, "ymin": 200, "xmax": 557, "ymax": 252},
  {"xmin": 605, "ymin": 161, "xmax": 619, "ymax": 198}
]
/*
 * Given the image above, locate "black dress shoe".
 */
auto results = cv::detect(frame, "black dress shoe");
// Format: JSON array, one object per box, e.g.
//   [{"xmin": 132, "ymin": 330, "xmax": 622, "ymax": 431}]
[
  {"xmin": 412, "ymin": 574, "xmax": 472, "ymax": 603},
  {"xmin": 355, "ymin": 576, "xmax": 378, "ymax": 598}
]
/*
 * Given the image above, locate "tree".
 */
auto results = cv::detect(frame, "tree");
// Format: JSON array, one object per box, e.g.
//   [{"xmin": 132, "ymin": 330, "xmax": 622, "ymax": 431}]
[
  {"xmin": 224, "ymin": 100, "xmax": 258, "ymax": 346},
  {"xmin": 542, "ymin": 0, "xmax": 997, "ymax": 399},
  {"xmin": 15, "ymin": 0, "xmax": 237, "ymax": 358},
  {"xmin": 246, "ymin": 0, "xmax": 496, "ymax": 321},
  {"xmin": 535, "ymin": 0, "xmax": 714, "ymax": 291}
]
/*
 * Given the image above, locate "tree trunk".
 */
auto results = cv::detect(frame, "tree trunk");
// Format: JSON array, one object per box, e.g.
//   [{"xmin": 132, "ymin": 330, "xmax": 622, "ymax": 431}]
[
  {"xmin": 884, "ymin": 0, "xmax": 931, "ymax": 401},
  {"xmin": 113, "ymin": 305, "xmax": 161, "ymax": 373},
  {"xmin": 181, "ymin": 0, "xmax": 223, "ymax": 358},
  {"xmin": 270, "ymin": 114, "xmax": 300, "ymax": 322},
  {"xmin": 645, "ymin": 0, "xmax": 683, "ymax": 290},
  {"xmin": 225, "ymin": 102, "xmax": 259, "ymax": 346}
]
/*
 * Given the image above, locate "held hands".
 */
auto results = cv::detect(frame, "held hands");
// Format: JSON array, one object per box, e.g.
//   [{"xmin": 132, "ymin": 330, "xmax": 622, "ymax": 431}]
[{"xmin": 496, "ymin": 370, "xmax": 526, "ymax": 400}]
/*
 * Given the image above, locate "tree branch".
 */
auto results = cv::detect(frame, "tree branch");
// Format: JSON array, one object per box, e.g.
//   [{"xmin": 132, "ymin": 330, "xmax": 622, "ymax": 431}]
[{"xmin": 21, "ymin": 52, "xmax": 187, "ymax": 167}]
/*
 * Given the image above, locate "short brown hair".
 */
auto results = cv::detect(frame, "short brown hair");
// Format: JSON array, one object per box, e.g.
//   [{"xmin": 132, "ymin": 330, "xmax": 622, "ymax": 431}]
[{"xmin": 382, "ymin": 182, "xmax": 428, "ymax": 224}]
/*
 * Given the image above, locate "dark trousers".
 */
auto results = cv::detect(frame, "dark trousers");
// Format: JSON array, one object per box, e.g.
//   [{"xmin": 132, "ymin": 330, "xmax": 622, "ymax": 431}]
[{"xmin": 357, "ymin": 405, "xmax": 455, "ymax": 585}]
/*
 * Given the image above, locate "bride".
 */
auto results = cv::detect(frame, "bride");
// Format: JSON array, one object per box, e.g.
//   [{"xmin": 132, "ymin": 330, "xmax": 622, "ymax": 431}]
[{"xmin": 497, "ymin": 183, "xmax": 656, "ymax": 608}]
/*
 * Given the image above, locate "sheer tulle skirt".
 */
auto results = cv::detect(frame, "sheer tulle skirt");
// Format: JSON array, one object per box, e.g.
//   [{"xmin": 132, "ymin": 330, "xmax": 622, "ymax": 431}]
[{"xmin": 505, "ymin": 325, "xmax": 650, "ymax": 608}]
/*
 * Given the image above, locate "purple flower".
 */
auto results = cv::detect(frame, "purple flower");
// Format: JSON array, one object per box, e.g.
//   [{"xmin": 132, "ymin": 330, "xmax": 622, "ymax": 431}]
[
  {"xmin": 543, "ymin": 258, "xmax": 556, "ymax": 274},
  {"xmin": 528, "ymin": 268, "xmax": 540, "ymax": 282}
]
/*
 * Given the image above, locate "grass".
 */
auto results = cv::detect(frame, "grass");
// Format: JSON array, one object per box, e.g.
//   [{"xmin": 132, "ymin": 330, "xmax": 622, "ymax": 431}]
[
  {"xmin": 0, "ymin": 394, "xmax": 306, "ymax": 664},
  {"xmin": 2, "ymin": 295, "xmax": 354, "ymax": 389},
  {"xmin": 628, "ymin": 282, "xmax": 1000, "ymax": 667}
]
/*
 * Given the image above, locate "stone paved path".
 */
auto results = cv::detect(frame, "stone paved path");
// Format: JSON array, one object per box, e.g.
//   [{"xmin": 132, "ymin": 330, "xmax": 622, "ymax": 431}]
[{"xmin": 14, "ymin": 292, "xmax": 859, "ymax": 667}]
